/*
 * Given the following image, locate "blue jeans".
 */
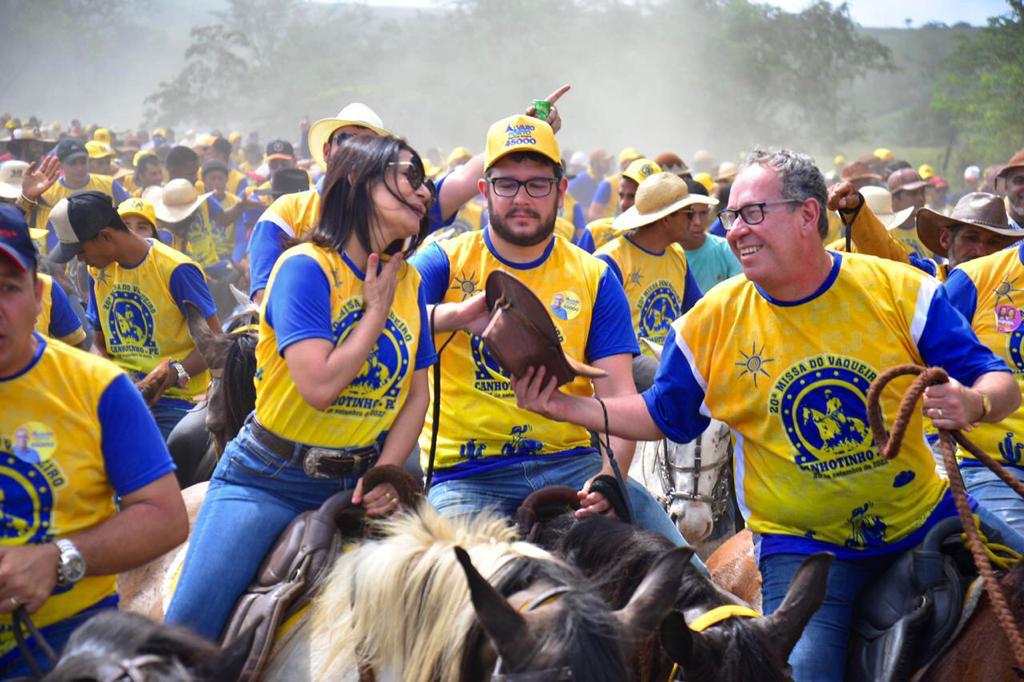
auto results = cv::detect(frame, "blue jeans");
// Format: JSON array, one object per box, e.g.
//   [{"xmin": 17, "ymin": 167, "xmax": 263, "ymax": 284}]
[
  {"xmin": 151, "ymin": 399, "xmax": 191, "ymax": 441},
  {"xmin": 163, "ymin": 422, "xmax": 358, "ymax": 641},
  {"xmin": 760, "ymin": 503, "xmax": 1024, "ymax": 681},
  {"xmin": 429, "ymin": 452, "xmax": 689, "ymax": 549},
  {"xmin": 0, "ymin": 597, "xmax": 117, "ymax": 679},
  {"xmin": 962, "ymin": 464, "xmax": 1024, "ymax": 535}
]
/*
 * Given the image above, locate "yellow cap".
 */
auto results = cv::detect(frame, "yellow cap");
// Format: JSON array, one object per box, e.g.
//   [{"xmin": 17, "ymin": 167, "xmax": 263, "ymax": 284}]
[
  {"xmin": 693, "ymin": 172, "xmax": 715, "ymax": 194},
  {"xmin": 618, "ymin": 147, "xmax": 642, "ymax": 166},
  {"xmin": 446, "ymin": 146, "xmax": 472, "ymax": 167},
  {"xmin": 117, "ymin": 197, "xmax": 157, "ymax": 227},
  {"xmin": 50, "ymin": 121, "xmax": 61, "ymax": 131},
  {"xmin": 133, "ymin": 150, "xmax": 157, "ymax": 167},
  {"xmin": 92, "ymin": 128, "xmax": 111, "ymax": 144},
  {"xmin": 228, "ymin": 131, "xmax": 242, "ymax": 144},
  {"xmin": 423, "ymin": 159, "xmax": 444, "ymax": 180},
  {"xmin": 622, "ymin": 158, "xmax": 662, "ymax": 185},
  {"xmin": 29, "ymin": 227, "xmax": 48, "ymax": 241},
  {"xmin": 484, "ymin": 115, "xmax": 560, "ymax": 171},
  {"xmin": 4, "ymin": 120, "xmax": 15, "ymax": 129},
  {"xmin": 85, "ymin": 140, "xmax": 115, "ymax": 159},
  {"xmin": 152, "ymin": 128, "xmax": 167, "ymax": 138},
  {"xmin": 918, "ymin": 163, "xmax": 935, "ymax": 180},
  {"xmin": 873, "ymin": 147, "xmax": 894, "ymax": 161},
  {"xmin": 834, "ymin": 155, "xmax": 846, "ymax": 166}
]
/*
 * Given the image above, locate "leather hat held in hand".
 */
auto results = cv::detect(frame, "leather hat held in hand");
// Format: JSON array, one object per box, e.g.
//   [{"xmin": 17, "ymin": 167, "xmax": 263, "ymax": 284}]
[{"xmin": 482, "ymin": 270, "xmax": 607, "ymax": 386}]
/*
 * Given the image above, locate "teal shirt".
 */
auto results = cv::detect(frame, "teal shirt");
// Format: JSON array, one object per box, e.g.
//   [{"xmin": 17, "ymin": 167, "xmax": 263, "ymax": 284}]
[{"xmin": 684, "ymin": 233, "xmax": 742, "ymax": 292}]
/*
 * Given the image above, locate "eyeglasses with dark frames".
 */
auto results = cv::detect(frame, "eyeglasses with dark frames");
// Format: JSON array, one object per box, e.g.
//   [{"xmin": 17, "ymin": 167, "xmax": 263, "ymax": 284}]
[
  {"xmin": 487, "ymin": 177, "xmax": 558, "ymax": 198},
  {"xmin": 720, "ymin": 200, "xmax": 804, "ymax": 230},
  {"xmin": 388, "ymin": 160, "xmax": 426, "ymax": 191}
]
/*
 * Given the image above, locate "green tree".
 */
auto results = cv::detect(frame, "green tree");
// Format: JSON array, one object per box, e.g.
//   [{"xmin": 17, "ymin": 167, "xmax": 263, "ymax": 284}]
[{"xmin": 932, "ymin": 0, "xmax": 1024, "ymax": 163}]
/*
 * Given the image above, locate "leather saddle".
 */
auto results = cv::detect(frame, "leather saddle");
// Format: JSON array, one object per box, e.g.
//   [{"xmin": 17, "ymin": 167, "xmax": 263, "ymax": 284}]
[
  {"xmin": 219, "ymin": 465, "xmax": 422, "ymax": 681},
  {"xmin": 847, "ymin": 516, "xmax": 981, "ymax": 682}
]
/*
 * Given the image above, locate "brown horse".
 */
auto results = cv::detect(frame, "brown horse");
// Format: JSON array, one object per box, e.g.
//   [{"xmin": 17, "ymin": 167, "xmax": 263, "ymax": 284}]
[
  {"xmin": 705, "ymin": 529, "xmax": 1024, "ymax": 681},
  {"xmin": 922, "ymin": 560, "xmax": 1024, "ymax": 682}
]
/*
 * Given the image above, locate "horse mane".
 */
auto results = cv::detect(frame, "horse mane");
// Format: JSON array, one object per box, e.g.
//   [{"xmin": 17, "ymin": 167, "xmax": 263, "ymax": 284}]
[
  {"xmin": 207, "ymin": 331, "xmax": 258, "ymax": 454},
  {"xmin": 311, "ymin": 505, "xmax": 627, "ymax": 682},
  {"xmin": 311, "ymin": 505, "xmax": 546, "ymax": 681}
]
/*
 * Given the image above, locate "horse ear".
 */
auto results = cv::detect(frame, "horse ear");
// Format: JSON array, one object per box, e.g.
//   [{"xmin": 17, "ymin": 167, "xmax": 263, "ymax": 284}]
[
  {"xmin": 194, "ymin": 624, "xmax": 254, "ymax": 681},
  {"xmin": 614, "ymin": 545, "xmax": 693, "ymax": 641},
  {"xmin": 184, "ymin": 301, "xmax": 229, "ymax": 371},
  {"xmin": 755, "ymin": 552, "xmax": 832, "ymax": 660},
  {"xmin": 453, "ymin": 546, "xmax": 535, "ymax": 662},
  {"xmin": 659, "ymin": 610, "xmax": 714, "ymax": 672}
]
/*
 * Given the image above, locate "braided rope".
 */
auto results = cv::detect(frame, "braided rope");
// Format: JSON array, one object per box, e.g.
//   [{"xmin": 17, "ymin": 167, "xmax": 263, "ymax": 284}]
[{"xmin": 867, "ymin": 364, "xmax": 1024, "ymax": 671}]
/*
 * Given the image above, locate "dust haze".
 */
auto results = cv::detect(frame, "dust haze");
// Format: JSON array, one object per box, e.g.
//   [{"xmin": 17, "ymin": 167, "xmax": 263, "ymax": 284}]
[{"xmin": 0, "ymin": 0, "xmax": 983, "ymax": 169}]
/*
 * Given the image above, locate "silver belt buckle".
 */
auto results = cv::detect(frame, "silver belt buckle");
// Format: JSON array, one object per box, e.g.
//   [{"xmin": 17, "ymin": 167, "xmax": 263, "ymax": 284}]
[{"xmin": 302, "ymin": 447, "xmax": 337, "ymax": 479}]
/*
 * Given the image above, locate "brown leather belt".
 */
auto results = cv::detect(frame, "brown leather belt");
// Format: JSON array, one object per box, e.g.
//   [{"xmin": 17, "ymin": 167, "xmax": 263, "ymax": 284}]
[{"xmin": 250, "ymin": 418, "xmax": 379, "ymax": 480}]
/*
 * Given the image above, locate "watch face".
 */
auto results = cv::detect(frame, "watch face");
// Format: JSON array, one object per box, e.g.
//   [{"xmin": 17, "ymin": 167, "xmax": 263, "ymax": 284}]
[{"xmin": 65, "ymin": 555, "xmax": 86, "ymax": 582}]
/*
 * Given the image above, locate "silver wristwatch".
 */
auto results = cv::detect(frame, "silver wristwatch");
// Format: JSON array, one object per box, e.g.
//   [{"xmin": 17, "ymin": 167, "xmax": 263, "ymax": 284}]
[
  {"xmin": 56, "ymin": 539, "xmax": 86, "ymax": 586},
  {"xmin": 169, "ymin": 360, "xmax": 190, "ymax": 388}
]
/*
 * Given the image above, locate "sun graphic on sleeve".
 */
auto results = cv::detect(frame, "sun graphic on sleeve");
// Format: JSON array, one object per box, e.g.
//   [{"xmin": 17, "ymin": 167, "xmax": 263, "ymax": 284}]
[
  {"xmin": 735, "ymin": 341, "xmax": 774, "ymax": 387},
  {"xmin": 995, "ymin": 276, "xmax": 1024, "ymax": 306},
  {"xmin": 450, "ymin": 271, "xmax": 479, "ymax": 300}
]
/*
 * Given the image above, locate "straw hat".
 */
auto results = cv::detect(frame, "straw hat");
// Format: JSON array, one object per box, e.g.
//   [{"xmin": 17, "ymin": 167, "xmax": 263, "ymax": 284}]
[
  {"xmin": 917, "ymin": 192, "xmax": 1023, "ymax": 258},
  {"xmin": 860, "ymin": 186, "xmax": 914, "ymax": 230},
  {"xmin": 841, "ymin": 160, "xmax": 881, "ymax": 184},
  {"xmin": 148, "ymin": 179, "xmax": 212, "ymax": 224},
  {"xmin": 715, "ymin": 161, "xmax": 739, "ymax": 183},
  {"xmin": 308, "ymin": 103, "xmax": 391, "ymax": 170},
  {"xmin": 612, "ymin": 172, "xmax": 718, "ymax": 232}
]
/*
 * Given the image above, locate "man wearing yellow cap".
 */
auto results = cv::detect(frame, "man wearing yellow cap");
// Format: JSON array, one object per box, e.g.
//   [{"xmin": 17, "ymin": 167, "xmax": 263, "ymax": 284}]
[
  {"xmin": 247, "ymin": 94, "xmax": 566, "ymax": 303},
  {"xmin": 85, "ymin": 141, "xmax": 117, "ymax": 177},
  {"xmin": 410, "ymin": 114, "xmax": 685, "ymax": 546},
  {"xmin": 595, "ymin": 172, "xmax": 712, "ymax": 350},
  {"xmin": 587, "ymin": 147, "xmax": 642, "ymax": 222},
  {"xmin": 585, "ymin": 157, "xmax": 661, "ymax": 250}
]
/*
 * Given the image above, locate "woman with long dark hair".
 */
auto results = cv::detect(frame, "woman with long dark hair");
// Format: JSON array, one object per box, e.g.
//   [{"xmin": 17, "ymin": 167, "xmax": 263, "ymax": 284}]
[{"xmin": 165, "ymin": 135, "xmax": 436, "ymax": 640}]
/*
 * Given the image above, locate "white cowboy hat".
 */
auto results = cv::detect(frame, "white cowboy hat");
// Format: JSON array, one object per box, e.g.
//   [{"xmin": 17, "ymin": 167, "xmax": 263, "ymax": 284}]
[
  {"xmin": 308, "ymin": 103, "xmax": 391, "ymax": 170},
  {"xmin": 860, "ymin": 186, "xmax": 914, "ymax": 230},
  {"xmin": 0, "ymin": 160, "xmax": 29, "ymax": 200},
  {"xmin": 148, "ymin": 179, "xmax": 212, "ymax": 224},
  {"xmin": 612, "ymin": 172, "xmax": 718, "ymax": 232}
]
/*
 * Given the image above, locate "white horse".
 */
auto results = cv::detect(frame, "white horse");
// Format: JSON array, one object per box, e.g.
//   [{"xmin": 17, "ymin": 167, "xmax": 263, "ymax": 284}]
[{"xmin": 629, "ymin": 340, "xmax": 736, "ymax": 557}]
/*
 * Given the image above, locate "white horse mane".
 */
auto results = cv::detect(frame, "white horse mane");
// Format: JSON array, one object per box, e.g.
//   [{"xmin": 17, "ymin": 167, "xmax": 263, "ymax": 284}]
[{"xmin": 307, "ymin": 503, "xmax": 554, "ymax": 682}]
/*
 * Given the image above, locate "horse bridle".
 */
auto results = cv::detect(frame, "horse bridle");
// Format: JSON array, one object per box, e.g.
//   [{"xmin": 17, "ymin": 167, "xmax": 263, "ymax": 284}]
[
  {"xmin": 654, "ymin": 439, "xmax": 731, "ymax": 523},
  {"xmin": 490, "ymin": 586, "xmax": 574, "ymax": 681}
]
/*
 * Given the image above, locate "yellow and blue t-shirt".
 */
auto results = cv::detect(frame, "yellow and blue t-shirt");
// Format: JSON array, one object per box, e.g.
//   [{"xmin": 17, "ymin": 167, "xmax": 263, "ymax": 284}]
[
  {"xmin": 889, "ymin": 222, "xmax": 934, "ymax": 261},
  {"xmin": 591, "ymin": 175, "xmax": 621, "ymax": 220},
  {"xmin": 411, "ymin": 228, "xmax": 638, "ymax": 482},
  {"xmin": 86, "ymin": 240, "xmax": 217, "ymax": 405},
  {"xmin": 643, "ymin": 252, "xmax": 1007, "ymax": 558},
  {"xmin": 586, "ymin": 217, "xmax": 618, "ymax": 251},
  {"xmin": 595, "ymin": 235, "xmax": 702, "ymax": 349},
  {"xmin": 170, "ymin": 196, "xmax": 229, "ymax": 277},
  {"xmin": 0, "ymin": 335, "xmax": 173, "ymax": 664},
  {"xmin": 36, "ymin": 274, "xmax": 87, "ymax": 347},
  {"xmin": 247, "ymin": 176, "xmax": 454, "ymax": 298},
  {"xmin": 254, "ymin": 243, "xmax": 436, "ymax": 447},
  {"xmin": 945, "ymin": 242, "xmax": 1024, "ymax": 468}
]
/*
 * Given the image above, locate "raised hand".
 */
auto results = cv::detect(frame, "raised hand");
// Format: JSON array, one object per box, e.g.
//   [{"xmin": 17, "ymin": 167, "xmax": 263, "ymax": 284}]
[
  {"xmin": 22, "ymin": 155, "xmax": 61, "ymax": 201},
  {"xmin": 525, "ymin": 84, "xmax": 571, "ymax": 134},
  {"xmin": 827, "ymin": 181, "xmax": 863, "ymax": 213}
]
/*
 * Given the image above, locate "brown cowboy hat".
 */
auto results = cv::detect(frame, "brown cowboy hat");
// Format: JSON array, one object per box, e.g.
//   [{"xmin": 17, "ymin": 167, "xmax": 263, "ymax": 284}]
[
  {"xmin": 482, "ymin": 271, "xmax": 606, "ymax": 386},
  {"xmin": 996, "ymin": 149, "xmax": 1024, "ymax": 180},
  {"xmin": 841, "ymin": 160, "xmax": 881, "ymax": 184},
  {"xmin": 917, "ymin": 192, "xmax": 1024, "ymax": 257}
]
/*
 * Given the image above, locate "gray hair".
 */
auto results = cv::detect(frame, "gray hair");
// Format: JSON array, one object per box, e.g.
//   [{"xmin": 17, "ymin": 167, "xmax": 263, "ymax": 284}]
[{"xmin": 743, "ymin": 148, "xmax": 828, "ymax": 238}]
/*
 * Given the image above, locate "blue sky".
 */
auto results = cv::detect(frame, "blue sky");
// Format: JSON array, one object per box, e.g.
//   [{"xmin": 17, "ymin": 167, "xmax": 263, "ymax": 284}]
[{"xmin": 330, "ymin": 0, "xmax": 1012, "ymax": 28}]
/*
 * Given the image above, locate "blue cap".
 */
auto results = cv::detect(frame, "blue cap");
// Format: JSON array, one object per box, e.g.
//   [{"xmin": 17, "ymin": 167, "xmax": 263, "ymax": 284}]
[{"xmin": 0, "ymin": 204, "xmax": 37, "ymax": 272}]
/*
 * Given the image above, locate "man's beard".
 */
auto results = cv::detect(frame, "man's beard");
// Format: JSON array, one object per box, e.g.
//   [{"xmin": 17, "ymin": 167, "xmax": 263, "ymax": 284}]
[
  {"xmin": 1009, "ymin": 194, "xmax": 1024, "ymax": 221},
  {"xmin": 488, "ymin": 205, "xmax": 556, "ymax": 247}
]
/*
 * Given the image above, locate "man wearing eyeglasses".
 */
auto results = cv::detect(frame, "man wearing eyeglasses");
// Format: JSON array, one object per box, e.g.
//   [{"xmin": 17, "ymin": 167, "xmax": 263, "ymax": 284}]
[
  {"xmin": 247, "ymin": 93, "xmax": 567, "ymax": 304},
  {"xmin": 411, "ymin": 114, "xmax": 686, "ymax": 546},
  {"xmin": 511, "ymin": 147, "xmax": 1023, "ymax": 681}
]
